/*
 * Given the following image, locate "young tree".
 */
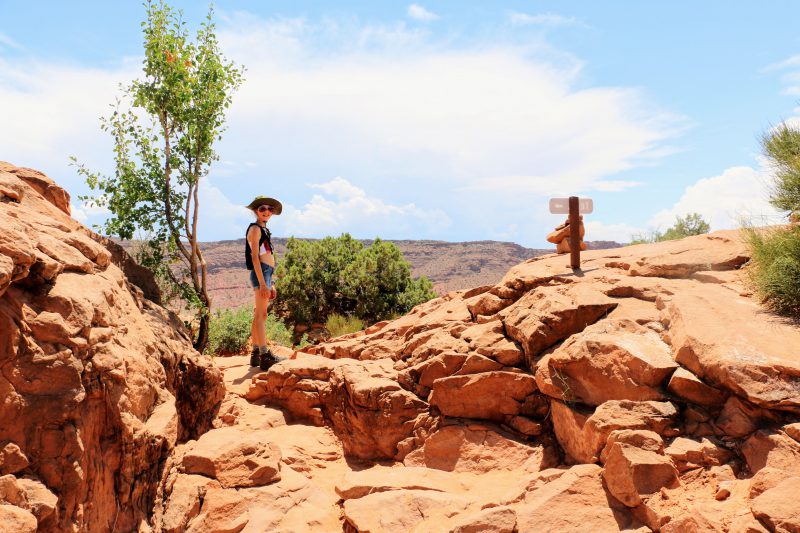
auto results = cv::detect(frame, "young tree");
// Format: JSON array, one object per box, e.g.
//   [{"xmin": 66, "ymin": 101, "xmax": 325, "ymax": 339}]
[{"xmin": 73, "ymin": 1, "xmax": 243, "ymax": 352}]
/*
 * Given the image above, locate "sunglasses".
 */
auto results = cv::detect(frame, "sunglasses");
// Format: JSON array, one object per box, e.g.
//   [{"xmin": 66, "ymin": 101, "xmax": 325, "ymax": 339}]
[{"xmin": 257, "ymin": 205, "xmax": 275, "ymax": 213}]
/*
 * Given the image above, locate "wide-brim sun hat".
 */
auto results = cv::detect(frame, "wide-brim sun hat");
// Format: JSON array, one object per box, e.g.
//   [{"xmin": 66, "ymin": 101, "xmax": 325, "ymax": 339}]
[{"xmin": 246, "ymin": 196, "xmax": 282, "ymax": 215}]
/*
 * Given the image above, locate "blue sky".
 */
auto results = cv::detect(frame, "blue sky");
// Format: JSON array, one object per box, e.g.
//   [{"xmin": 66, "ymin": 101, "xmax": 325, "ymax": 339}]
[{"xmin": 1, "ymin": 1, "xmax": 798, "ymax": 246}]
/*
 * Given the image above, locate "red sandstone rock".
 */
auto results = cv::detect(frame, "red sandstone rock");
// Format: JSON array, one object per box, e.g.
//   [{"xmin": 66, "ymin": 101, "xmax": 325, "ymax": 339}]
[
  {"xmin": 429, "ymin": 371, "xmax": 537, "ymax": 420},
  {"xmin": 751, "ymin": 477, "xmax": 800, "ymax": 532},
  {"xmin": 458, "ymin": 320, "xmax": 523, "ymax": 366},
  {"xmin": 741, "ymin": 430, "xmax": 800, "ymax": 475},
  {"xmin": 335, "ymin": 465, "xmax": 464, "ymax": 500},
  {"xmin": 536, "ymin": 319, "xmax": 677, "ymax": 405},
  {"xmin": 0, "ymin": 442, "xmax": 29, "ymax": 475},
  {"xmin": 343, "ymin": 489, "xmax": 472, "ymax": 532},
  {"xmin": 599, "ymin": 429, "xmax": 664, "ymax": 464},
  {"xmin": 249, "ymin": 356, "xmax": 434, "ymax": 460},
  {"xmin": 403, "ymin": 424, "xmax": 557, "ymax": 474},
  {"xmin": 449, "ymin": 506, "xmax": 517, "ymax": 533},
  {"xmin": 667, "ymin": 283, "xmax": 800, "ymax": 412},
  {"xmin": 500, "ymin": 283, "xmax": 618, "ymax": 368},
  {"xmin": 667, "ymin": 367, "xmax": 727, "ymax": 407},
  {"xmin": 664, "ymin": 437, "xmax": 733, "ymax": 472},
  {"xmin": 0, "ymin": 504, "xmax": 38, "ymax": 533},
  {"xmin": 514, "ymin": 464, "xmax": 639, "ymax": 532},
  {"xmin": 0, "ymin": 162, "xmax": 224, "ymax": 532},
  {"xmin": 551, "ymin": 399, "xmax": 678, "ymax": 463},
  {"xmin": 602, "ymin": 442, "xmax": 680, "ymax": 507},
  {"xmin": 182, "ymin": 427, "xmax": 281, "ymax": 488}
]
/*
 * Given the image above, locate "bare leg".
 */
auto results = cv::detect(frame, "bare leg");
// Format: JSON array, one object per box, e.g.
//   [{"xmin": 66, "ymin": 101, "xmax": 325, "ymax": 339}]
[{"xmin": 252, "ymin": 289, "xmax": 269, "ymax": 348}]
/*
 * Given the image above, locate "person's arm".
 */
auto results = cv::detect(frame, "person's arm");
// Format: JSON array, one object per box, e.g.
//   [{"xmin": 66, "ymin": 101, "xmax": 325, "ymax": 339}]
[{"xmin": 247, "ymin": 226, "xmax": 269, "ymax": 297}]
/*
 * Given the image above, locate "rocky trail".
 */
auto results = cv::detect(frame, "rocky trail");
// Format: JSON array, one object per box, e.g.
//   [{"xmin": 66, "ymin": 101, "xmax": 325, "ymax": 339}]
[{"xmin": 2, "ymin": 162, "xmax": 800, "ymax": 532}]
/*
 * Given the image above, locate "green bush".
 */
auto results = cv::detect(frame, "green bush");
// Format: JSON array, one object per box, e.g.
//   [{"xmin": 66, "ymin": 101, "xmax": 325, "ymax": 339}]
[
  {"xmin": 325, "ymin": 313, "xmax": 365, "ymax": 338},
  {"xmin": 206, "ymin": 307, "xmax": 295, "ymax": 355},
  {"xmin": 744, "ymin": 225, "xmax": 800, "ymax": 317},
  {"xmin": 745, "ymin": 123, "xmax": 800, "ymax": 318},
  {"xmin": 631, "ymin": 213, "xmax": 710, "ymax": 244},
  {"xmin": 275, "ymin": 234, "xmax": 437, "ymax": 325}
]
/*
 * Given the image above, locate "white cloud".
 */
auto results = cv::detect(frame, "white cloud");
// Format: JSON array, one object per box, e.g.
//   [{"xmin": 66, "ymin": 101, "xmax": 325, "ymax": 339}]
[
  {"xmin": 508, "ymin": 12, "xmax": 584, "ymax": 27},
  {"xmin": 585, "ymin": 220, "xmax": 644, "ymax": 243},
  {"xmin": 275, "ymin": 177, "xmax": 451, "ymax": 239},
  {"xmin": 407, "ymin": 4, "xmax": 439, "ymax": 22},
  {"xmin": 1, "ymin": 12, "xmax": 681, "ymax": 245},
  {"xmin": 219, "ymin": 18, "xmax": 682, "ymax": 201},
  {"xmin": 649, "ymin": 165, "xmax": 784, "ymax": 231}
]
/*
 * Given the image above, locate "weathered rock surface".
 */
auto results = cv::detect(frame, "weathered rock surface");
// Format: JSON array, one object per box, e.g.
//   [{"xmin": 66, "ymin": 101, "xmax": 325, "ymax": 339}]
[
  {"xmin": 181, "ymin": 427, "xmax": 281, "ymax": 488},
  {"xmin": 536, "ymin": 319, "xmax": 677, "ymax": 405},
  {"xmin": 247, "ymin": 356, "xmax": 435, "ymax": 460},
  {"xmin": 551, "ymin": 399, "xmax": 678, "ymax": 463},
  {"xmin": 0, "ymin": 162, "xmax": 224, "ymax": 532},
  {"xmin": 667, "ymin": 283, "xmax": 800, "ymax": 412},
  {"xmin": 7, "ymin": 164, "xmax": 800, "ymax": 533},
  {"xmin": 751, "ymin": 477, "xmax": 800, "ymax": 532}
]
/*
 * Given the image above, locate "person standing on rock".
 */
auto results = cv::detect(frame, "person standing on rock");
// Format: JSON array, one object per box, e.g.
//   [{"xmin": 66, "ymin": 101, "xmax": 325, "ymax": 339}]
[{"xmin": 245, "ymin": 196, "xmax": 282, "ymax": 370}]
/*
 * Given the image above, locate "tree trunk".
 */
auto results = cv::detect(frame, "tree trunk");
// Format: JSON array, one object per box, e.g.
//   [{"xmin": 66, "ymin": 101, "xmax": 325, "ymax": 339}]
[{"xmin": 194, "ymin": 311, "xmax": 209, "ymax": 353}]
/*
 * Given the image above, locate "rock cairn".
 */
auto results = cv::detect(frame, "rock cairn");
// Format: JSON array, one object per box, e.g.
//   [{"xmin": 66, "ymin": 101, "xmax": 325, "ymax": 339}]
[{"xmin": 546, "ymin": 216, "xmax": 587, "ymax": 253}]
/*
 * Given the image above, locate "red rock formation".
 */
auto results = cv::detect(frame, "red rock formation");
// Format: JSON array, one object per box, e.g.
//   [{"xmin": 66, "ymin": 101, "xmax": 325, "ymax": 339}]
[
  {"xmin": 0, "ymin": 162, "xmax": 224, "ymax": 532},
  {"xmin": 6, "ymin": 162, "xmax": 800, "ymax": 532}
]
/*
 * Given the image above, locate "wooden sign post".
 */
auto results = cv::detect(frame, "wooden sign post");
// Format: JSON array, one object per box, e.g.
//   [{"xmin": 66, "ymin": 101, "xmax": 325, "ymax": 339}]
[{"xmin": 549, "ymin": 196, "xmax": 593, "ymax": 269}]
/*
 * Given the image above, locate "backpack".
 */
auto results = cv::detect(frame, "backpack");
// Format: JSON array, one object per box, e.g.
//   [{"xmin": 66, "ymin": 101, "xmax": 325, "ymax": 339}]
[{"xmin": 244, "ymin": 223, "xmax": 274, "ymax": 270}]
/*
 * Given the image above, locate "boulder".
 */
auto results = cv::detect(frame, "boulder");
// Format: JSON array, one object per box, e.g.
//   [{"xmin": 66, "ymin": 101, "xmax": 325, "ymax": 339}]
[
  {"xmin": 15, "ymin": 477, "xmax": 58, "ymax": 523},
  {"xmin": 536, "ymin": 319, "xmax": 676, "ymax": 405},
  {"xmin": 0, "ymin": 442, "xmax": 29, "ymax": 475},
  {"xmin": 182, "ymin": 428, "xmax": 281, "ymax": 488},
  {"xmin": 404, "ymin": 424, "xmax": 557, "ymax": 474},
  {"xmin": 741, "ymin": 430, "xmax": 800, "ymax": 477},
  {"xmin": 500, "ymin": 283, "xmax": 618, "ymax": 367},
  {"xmin": 551, "ymin": 400, "xmax": 678, "ymax": 463},
  {"xmin": 715, "ymin": 396, "xmax": 777, "ymax": 438},
  {"xmin": 602, "ymin": 443, "xmax": 680, "ymax": 507},
  {"xmin": 514, "ymin": 464, "xmax": 639, "ymax": 532},
  {"xmin": 458, "ymin": 320, "xmax": 523, "ymax": 366},
  {"xmin": 0, "ymin": 504, "xmax": 38, "ymax": 533},
  {"xmin": 667, "ymin": 283, "xmax": 800, "ymax": 412},
  {"xmin": 751, "ymin": 477, "xmax": 800, "ymax": 532},
  {"xmin": 599, "ymin": 430, "xmax": 664, "ymax": 464},
  {"xmin": 160, "ymin": 474, "xmax": 216, "ymax": 533},
  {"xmin": 667, "ymin": 368, "xmax": 727, "ymax": 407},
  {"xmin": 429, "ymin": 371, "xmax": 537, "ymax": 421},
  {"xmin": 249, "ymin": 356, "xmax": 434, "ymax": 460},
  {"xmin": 663, "ymin": 437, "xmax": 733, "ymax": 472}
]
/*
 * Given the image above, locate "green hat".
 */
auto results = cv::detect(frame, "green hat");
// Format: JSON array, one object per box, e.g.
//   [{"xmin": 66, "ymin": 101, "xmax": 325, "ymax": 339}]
[{"xmin": 246, "ymin": 196, "xmax": 282, "ymax": 215}]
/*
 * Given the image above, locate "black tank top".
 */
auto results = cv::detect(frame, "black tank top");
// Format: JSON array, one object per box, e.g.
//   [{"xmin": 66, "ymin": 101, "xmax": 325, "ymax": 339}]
[{"xmin": 244, "ymin": 223, "xmax": 273, "ymax": 270}]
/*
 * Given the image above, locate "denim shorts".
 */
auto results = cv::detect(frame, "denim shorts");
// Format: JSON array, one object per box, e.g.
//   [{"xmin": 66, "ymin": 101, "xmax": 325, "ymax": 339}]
[{"xmin": 249, "ymin": 262, "xmax": 274, "ymax": 289}]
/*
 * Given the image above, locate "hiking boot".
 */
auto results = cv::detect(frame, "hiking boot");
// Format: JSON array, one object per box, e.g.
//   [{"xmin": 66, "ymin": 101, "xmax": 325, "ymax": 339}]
[
  {"xmin": 259, "ymin": 350, "xmax": 278, "ymax": 371},
  {"xmin": 249, "ymin": 348, "xmax": 260, "ymax": 367}
]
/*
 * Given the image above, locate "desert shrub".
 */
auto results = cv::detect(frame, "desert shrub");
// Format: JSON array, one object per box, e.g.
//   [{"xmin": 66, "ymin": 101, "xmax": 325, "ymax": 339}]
[
  {"xmin": 744, "ymin": 227, "xmax": 800, "ymax": 316},
  {"xmin": 631, "ymin": 213, "xmax": 710, "ymax": 244},
  {"xmin": 744, "ymin": 124, "xmax": 800, "ymax": 318},
  {"xmin": 275, "ymin": 234, "xmax": 436, "ymax": 325},
  {"xmin": 325, "ymin": 313, "xmax": 365, "ymax": 338},
  {"xmin": 206, "ymin": 307, "xmax": 294, "ymax": 355}
]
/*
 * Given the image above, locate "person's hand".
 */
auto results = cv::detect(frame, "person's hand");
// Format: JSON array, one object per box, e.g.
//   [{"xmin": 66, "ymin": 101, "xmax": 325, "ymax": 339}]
[
  {"xmin": 270, "ymin": 287, "xmax": 277, "ymax": 300},
  {"xmin": 258, "ymin": 284, "xmax": 269, "ymax": 299}
]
